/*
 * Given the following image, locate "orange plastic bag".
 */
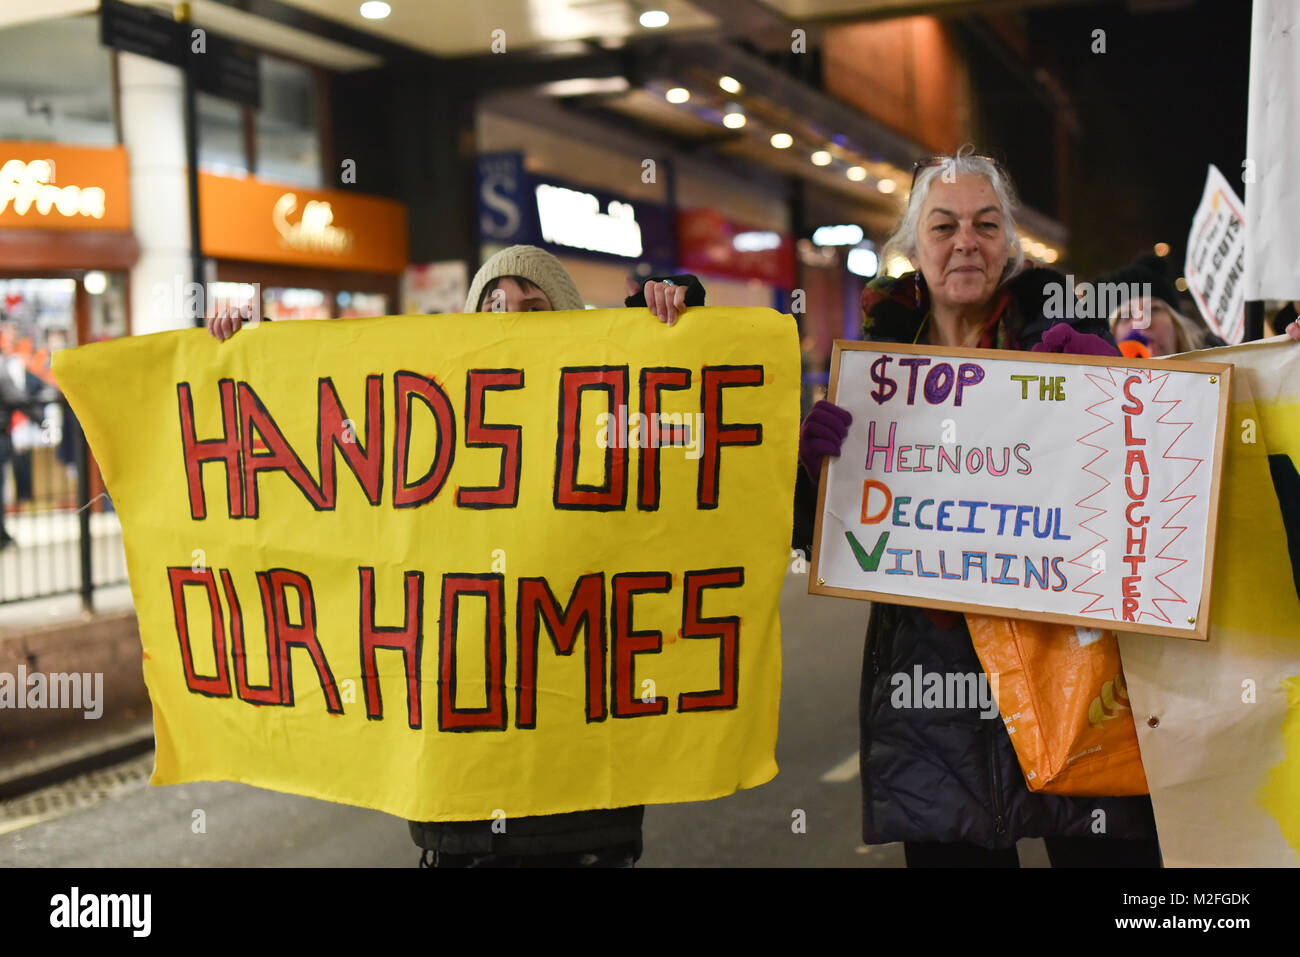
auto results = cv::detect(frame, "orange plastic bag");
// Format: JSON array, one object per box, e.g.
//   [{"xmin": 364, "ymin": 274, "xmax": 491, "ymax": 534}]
[{"xmin": 965, "ymin": 614, "xmax": 1149, "ymax": 796}]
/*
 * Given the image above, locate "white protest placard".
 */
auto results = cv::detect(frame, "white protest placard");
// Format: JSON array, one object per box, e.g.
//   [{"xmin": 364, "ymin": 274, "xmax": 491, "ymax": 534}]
[
  {"xmin": 1244, "ymin": 0, "xmax": 1300, "ymax": 302},
  {"xmin": 1185, "ymin": 165, "xmax": 1247, "ymax": 344},
  {"xmin": 809, "ymin": 342, "xmax": 1232, "ymax": 639}
]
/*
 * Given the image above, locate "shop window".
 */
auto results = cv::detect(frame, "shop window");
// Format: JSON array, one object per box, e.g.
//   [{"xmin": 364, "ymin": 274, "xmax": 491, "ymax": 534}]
[
  {"xmin": 0, "ymin": 16, "xmax": 116, "ymax": 146},
  {"xmin": 337, "ymin": 291, "xmax": 388, "ymax": 318},
  {"xmin": 0, "ymin": 274, "xmax": 127, "ymax": 518},
  {"xmin": 198, "ymin": 54, "xmax": 324, "ymax": 187},
  {"xmin": 264, "ymin": 286, "xmax": 328, "ymax": 320},
  {"xmin": 255, "ymin": 57, "xmax": 321, "ymax": 187},
  {"xmin": 86, "ymin": 272, "xmax": 129, "ymax": 341},
  {"xmin": 198, "ymin": 92, "xmax": 249, "ymax": 177}
]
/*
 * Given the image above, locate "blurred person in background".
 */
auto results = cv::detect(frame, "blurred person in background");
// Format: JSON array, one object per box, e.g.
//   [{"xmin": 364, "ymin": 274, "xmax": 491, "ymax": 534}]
[
  {"xmin": 1096, "ymin": 254, "xmax": 1224, "ymax": 358},
  {"xmin": 0, "ymin": 343, "xmax": 58, "ymax": 547},
  {"xmin": 787, "ymin": 148, "xmax": 1164, "ymax": 868},
  {"xmin": 1268, "ymin": 301, "xmax": 1300, "ymax": 340}
]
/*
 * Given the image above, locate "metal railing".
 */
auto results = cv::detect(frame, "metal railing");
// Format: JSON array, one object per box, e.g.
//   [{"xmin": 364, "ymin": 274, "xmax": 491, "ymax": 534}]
[{"xmin": 0, "ymin": 396, "xmax": 127, "ymax": 610}]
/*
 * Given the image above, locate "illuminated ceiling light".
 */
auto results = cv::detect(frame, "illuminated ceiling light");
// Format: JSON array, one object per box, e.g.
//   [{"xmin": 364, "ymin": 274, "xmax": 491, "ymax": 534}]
[
  {"xmin": 719, "ymin": 75, "xmax": 741, "ymax": 94},
  {"xmin": 665, "ymin": 87, "xmax": 690, "ymax": 104},
  {"xmin": 1043, "ymin": 248, "xmax": 1060, "ymax": 263},
  {"xmin": 722, "ymin": 110, "xmax": 746, "ymax": 129},
  {"xmin": 540, "ymin": 76, "xmax": 630, "ymax": 96},
  {"xmin": 876, "ymin": 178, "xmax": 896, "ymax": 194},
  {"xmin": 770, "ymin": 133, "xmax": 793, "ymax": 149},
  {"xmin": 83, "ymin": 270, "xmax": 107, "ymax": 295},
  {"xmin": 1154, "ymin": 241, "xmax": 1170, "ymax": 257},
  {"xmin": 846, "ymin": 165, "xmax": 867, "ymax": 182},
  {"xmin": 1175, "ymin": 276, "xmax": 1189, "ymax": 292},
  {"xmin": 639, "ymin": 10, "xmax": 670, "ymax": 28},
  {"xmin": 359, "ymin": 1, "xmax": 391, "ymax": 19},
  {"xmin": 810, "ymin": 150, "xmax": 832, "ymax": 167}
]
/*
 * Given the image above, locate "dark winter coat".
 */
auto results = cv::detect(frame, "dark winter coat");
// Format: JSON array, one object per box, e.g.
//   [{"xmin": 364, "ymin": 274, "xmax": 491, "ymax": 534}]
[{"xmin": 792, "ymin": 267, "xmax": 1160, "ymax": 849}]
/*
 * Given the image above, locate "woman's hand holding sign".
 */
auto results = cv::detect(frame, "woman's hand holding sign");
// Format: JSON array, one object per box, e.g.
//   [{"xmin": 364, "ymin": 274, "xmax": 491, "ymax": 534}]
[
  {"xmin": 798, "ymin": 400, "xmax": 852, "ymax": 478},
  {"xmin": 1031, "ymin": 322, "xmax": 1121, "ymax": 357}
]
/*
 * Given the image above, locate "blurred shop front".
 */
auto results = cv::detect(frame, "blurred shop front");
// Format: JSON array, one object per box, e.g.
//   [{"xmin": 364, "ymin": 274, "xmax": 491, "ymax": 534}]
[
  {"xmin": 0, "ymin": 13, "xmax": 133, "ymax": 600},
  {"xmin": 793, "ymin": 185, "xmax": 894, "ymax": 413},
  {"xmin": 475, "ymin": 97, "xmax": 799, "ymax": 311},
  {"xmin": 198, "ymin": 172, "xmax": 408, "ymax": 320},
  {"xmin": 0, "ymin": 139, "xmax": 137, "ymax": 528},
  {"xmin": 476, "ymin": 151, "xmax": 674, "ymax": 307},
  {"xmin": 675, "ymin": 207, "xmax": 795, "ymax": 311},
  {"xmin": 0, "ymin": 141, "xmax": 135, "ymax": 343}
]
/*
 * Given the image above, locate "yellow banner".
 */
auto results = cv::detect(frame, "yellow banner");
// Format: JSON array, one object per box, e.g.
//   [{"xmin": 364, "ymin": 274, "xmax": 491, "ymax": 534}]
[
  {"xmin": 1118, "ymin": 337, "xmax": 1300, "ymax": 865},
  {"xmin": 53, "ymin": 308, "xmax": 799, "ymax": 821}
]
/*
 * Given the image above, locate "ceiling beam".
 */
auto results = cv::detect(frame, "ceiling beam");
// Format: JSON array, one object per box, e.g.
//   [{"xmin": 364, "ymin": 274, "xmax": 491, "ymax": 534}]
[
  {"xmin": 677, "ymin": 0, "xmax": 796, "ymax": 51},
  {"xmin": 208, "ymin": 0, "xmax": 431, "ymax": 63},
  {"xmin": 760, "ymin": 0, "xmax": 1096, "ymax": 27},
  {"xmin": 659, "ymin": 39, "xmax": 922, "ymax": 168}
]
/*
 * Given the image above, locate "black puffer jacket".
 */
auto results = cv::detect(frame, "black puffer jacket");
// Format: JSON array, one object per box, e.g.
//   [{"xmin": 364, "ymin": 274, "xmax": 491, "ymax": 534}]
[{"xmin": 792, "ymin": 268, "xmax": 1159, "ymax": 848}]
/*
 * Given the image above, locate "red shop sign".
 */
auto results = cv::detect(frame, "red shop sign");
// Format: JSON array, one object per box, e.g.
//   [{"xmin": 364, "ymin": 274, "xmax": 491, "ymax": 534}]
[{"xmin": 676, "ymin": 208, "xmax": 795, "ymax": 288}]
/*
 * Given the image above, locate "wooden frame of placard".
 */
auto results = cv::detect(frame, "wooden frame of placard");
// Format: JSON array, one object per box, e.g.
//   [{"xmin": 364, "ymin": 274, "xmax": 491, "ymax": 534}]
[{"xmin": 807, "ymin": 340, "xmax": 1233, "ymax": 641}]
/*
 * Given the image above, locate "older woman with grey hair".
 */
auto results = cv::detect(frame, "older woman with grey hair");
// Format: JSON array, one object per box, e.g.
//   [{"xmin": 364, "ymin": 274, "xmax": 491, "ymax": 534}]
[{"xmin": 792, "ymin": 147, "xmax": 1163, "ymax": 867}]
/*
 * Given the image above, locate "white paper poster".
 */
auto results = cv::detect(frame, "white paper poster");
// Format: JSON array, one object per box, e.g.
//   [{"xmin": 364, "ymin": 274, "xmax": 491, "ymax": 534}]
[
  {"xmin": 811, "ymin": 344, "xmax": 1230, "ymax": 639},
  {"xmin": 1244, "ymin": 0, "xmax": 1300, "ymax": 302},
  {"xmin": 1185, "ymin": 165, "xmax": 1248, "ymax": 345},
  {"xmin": 1119, "ymin": 337, "xmax": 1300, "ymax": 866}
]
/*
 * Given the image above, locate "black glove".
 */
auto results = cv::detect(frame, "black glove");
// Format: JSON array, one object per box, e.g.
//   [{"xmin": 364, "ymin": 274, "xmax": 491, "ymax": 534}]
[{"xmin": 624, "ymin": 274, "xmax": 707, "ymax": 309}]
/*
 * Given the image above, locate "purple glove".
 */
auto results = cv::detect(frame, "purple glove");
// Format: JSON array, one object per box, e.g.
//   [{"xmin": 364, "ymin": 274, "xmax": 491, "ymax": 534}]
[
  {"xmin": 1032, "ymin": 322, "xmax": 1120, "ymax": 357},
  {"xmin": 799, "ymin": 400, "xmax": 852, "ymax": 478}
]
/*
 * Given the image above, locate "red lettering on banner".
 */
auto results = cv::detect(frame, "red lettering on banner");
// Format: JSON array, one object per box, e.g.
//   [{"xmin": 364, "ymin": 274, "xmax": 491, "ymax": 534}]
[
  {"xmin": 516, "ymin": 574, "xmax": 607, "ymax": 727},
  {"xmin": 1122, "ymin": 375, "xmax": 1148, "ymax": 622},
  {"xmin": 610, "ymin": 572, "xmax": 671, "ymax": 717},
  {"xmin": 438, "ymin": 574, "xmax": 507, "ymax": 731},
  {"xmin": 177, "ymin": 380, "xmax": 244, "ymax": 519},
  {"xmin": 167, "ymin": 566, "xmax": 232, "ymax": 697},
  {"xmin": 359, "ymin": 567, "xmax": 424, "ymax": 728}
]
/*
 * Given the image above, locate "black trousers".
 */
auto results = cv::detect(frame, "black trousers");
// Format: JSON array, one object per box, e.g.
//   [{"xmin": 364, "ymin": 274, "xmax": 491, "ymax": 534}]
[
  {"xmin": 420, "ymin": 842, "xmax": 639, "ymax": 868},
  {"xmin": 904, "ymin": 837, "xmax": 1162, "ymax": 868}
]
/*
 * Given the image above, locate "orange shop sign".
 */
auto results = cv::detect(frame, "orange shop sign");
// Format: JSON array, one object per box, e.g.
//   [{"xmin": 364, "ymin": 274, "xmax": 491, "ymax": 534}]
[
  {"xmin": 0, "ymin": 141, "xmax": 131, "ymax": 231},
  {"xmin": 199, "ymin": 173, "xmax": 408, "ymax": 274}
]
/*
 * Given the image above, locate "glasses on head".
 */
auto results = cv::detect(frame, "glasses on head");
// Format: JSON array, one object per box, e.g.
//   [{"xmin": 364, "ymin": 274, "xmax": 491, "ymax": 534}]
[{"xmin": 910, "ymin": 153, "xmax": 1007, "ymax": 192}]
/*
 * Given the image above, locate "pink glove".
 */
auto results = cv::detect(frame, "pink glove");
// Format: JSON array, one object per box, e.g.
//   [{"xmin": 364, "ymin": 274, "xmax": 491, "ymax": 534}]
[
  {"xmin": 1032, "ymin": 322, "xmax": 1120, "ymax": 357},
  {"xmin": 799, "ymin": 400, "xmax": 852, "ymax": 478}
]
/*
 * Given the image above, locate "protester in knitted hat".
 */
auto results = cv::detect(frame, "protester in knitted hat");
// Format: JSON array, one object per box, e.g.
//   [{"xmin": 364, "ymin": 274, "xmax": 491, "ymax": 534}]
[
  {"xmin": 465, "ymin": 244, "xmax": 585, "ymax": 313},
  {"xmin": 467, "ymin": 245, "xmax": 695, "ymax": 322}
]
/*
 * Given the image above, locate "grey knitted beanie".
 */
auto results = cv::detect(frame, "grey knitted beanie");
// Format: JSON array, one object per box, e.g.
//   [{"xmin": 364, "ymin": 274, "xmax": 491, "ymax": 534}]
[{"xmin": 464, "ymin": 245, "xmax": 586, "ymax": 313}]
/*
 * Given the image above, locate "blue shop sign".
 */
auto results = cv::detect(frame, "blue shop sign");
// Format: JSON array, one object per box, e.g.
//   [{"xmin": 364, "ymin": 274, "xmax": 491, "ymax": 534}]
[{"xmin": 476, "ymin": 152, "xmax": 675, "ymax": 270}]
